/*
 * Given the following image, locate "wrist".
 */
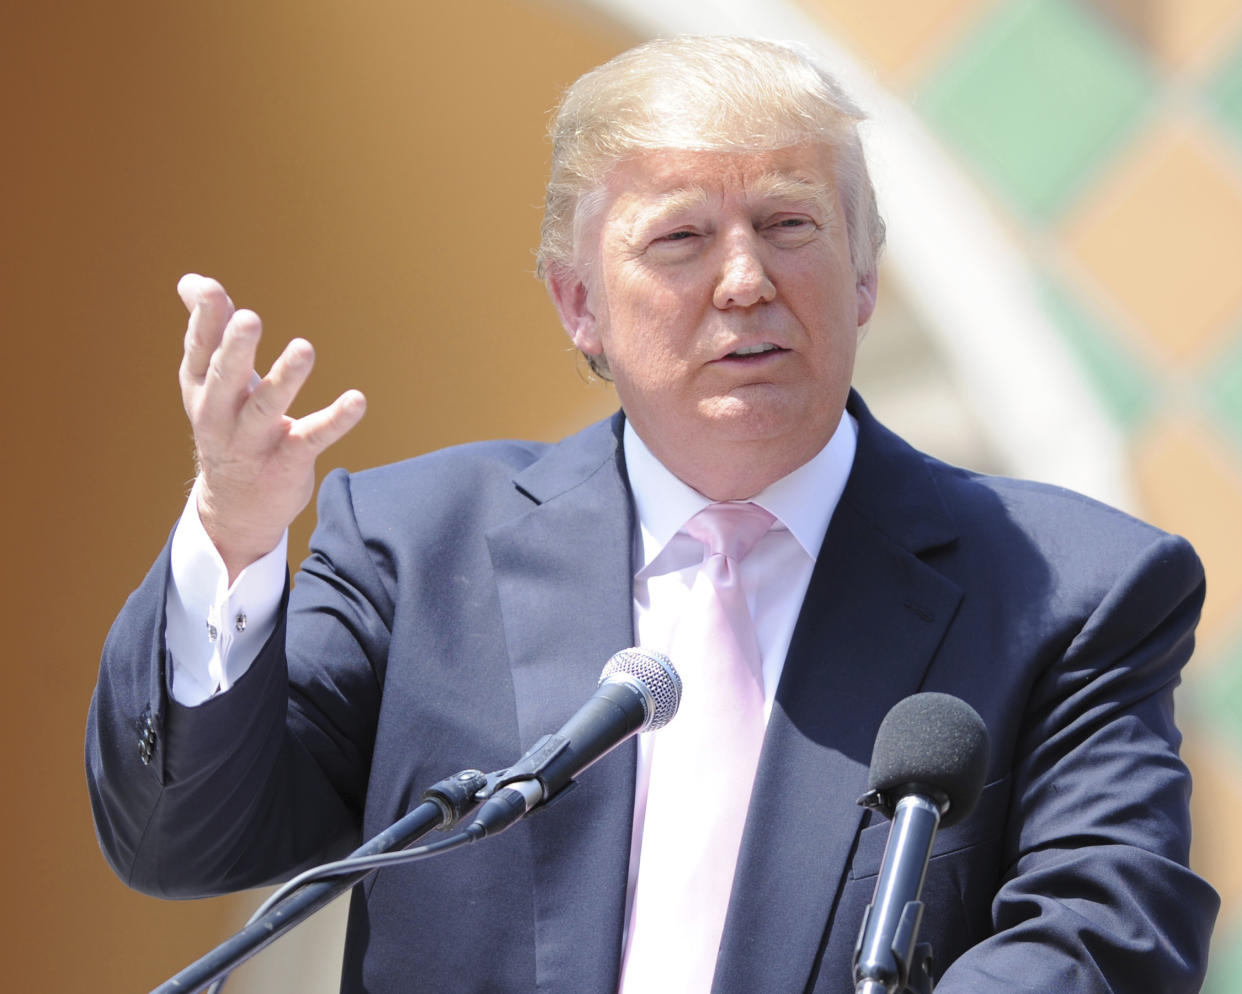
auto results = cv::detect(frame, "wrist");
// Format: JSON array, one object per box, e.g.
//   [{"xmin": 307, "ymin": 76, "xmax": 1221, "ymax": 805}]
[{"xmin": 194, "ymin": 478, "xmax": 286, "ymax": 583}]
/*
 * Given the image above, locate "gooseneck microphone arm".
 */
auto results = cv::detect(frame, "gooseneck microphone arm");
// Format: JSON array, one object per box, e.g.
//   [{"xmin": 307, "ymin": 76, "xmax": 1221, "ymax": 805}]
[
  {"xmin": 149, "ymin": 648, "xmax": 681, "ymax": 994},
  {"xmin": 150, "ymin": 768, "xmax": 488, "ymax": 994}
]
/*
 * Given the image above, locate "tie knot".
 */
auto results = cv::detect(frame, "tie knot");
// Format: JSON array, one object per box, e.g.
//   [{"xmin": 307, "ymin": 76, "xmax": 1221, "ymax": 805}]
[{"xmin": 684, "ymin": 502, "xmax": 775, "ymax": 562}]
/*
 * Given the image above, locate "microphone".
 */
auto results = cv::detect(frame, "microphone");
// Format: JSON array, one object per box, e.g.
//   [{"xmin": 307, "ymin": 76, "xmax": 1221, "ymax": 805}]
[
  {"xmin": 467, "ymin": 647, "xmax": 681, "ymax": 838},
  {"xmin": 853, "ymin": 693, "xmax": 990, "ymax": 994}
]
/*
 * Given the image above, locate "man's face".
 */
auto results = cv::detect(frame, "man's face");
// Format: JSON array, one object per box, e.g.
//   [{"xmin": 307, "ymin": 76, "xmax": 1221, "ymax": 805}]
[{"xmin": 550, "ymin": 143, "xmax": 876, "ymax": 498}]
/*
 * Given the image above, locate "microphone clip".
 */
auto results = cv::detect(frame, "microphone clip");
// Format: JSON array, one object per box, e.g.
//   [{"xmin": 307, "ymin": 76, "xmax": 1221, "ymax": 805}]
[
  {"xmin": 858, "ymin": 783, "xmax": 950, "ymax": 822},
  {"xmin": 420, "ymin": 769, "xmax": 490, "ymax": 830},
  {"xmin": 482, "ymin": 733, "xmax": 580, "ymax": 813}
]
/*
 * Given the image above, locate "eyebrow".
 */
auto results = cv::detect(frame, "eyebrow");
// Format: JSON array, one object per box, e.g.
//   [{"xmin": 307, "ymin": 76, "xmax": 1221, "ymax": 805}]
[
  {"xmin": 633, "ymin": 173, "xmax": 836, "ymax": 231},
  {"xmin": 750, "ymin": 173, "xmax": 837, "ymax": 216},
  {"xmin": 630, "ymin": 187, "xmax": 712, "ymax": 230}
]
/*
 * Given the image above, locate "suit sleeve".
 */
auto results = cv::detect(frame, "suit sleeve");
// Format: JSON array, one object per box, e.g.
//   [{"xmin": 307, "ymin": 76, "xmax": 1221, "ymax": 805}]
[
  {"xmin": 936, "ymin": 531, "xmax": 1218, "ymax": 992},
  {"xmin": 85, "ymin": 469, "xmax": 391, "ymax": 897}
]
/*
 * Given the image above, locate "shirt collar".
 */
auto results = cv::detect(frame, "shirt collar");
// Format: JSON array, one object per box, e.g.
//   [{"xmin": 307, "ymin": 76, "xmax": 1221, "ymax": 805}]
[{"xmin": 624, "ymin": 411, "xmax": 858, "ymax": 571}]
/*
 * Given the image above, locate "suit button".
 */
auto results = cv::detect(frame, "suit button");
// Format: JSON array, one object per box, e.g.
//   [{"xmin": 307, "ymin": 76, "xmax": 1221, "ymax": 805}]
[{"xmin": 138, "ymin": 711, "xmax": 157, "ymax": 766}]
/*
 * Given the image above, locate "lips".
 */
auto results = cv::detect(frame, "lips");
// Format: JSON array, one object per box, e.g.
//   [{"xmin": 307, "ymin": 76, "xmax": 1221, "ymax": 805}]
[{"xmin": 724, "ymin": 342, "xmax": 784, "ymax": 358}]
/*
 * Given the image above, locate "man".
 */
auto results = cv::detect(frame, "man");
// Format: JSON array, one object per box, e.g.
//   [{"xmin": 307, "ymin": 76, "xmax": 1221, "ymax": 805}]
[{"xmin": 87, "ymin": 36, "xmax": 1217, "ymax": 993}]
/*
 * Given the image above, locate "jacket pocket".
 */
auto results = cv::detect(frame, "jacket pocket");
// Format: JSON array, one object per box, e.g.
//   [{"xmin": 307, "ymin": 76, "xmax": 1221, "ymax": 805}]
[{"xmin": 847, "ymin": 772, "xmax": 1013, "ymax": 881}]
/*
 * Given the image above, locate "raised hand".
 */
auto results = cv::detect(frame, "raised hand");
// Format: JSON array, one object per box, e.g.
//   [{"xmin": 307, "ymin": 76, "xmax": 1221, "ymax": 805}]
[{"xmin": 177, "ymin": 274, "xmax": 367, "ymax": 582}]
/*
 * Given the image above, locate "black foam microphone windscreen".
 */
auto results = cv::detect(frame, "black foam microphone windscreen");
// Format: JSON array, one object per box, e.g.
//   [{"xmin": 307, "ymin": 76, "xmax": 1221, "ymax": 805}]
[{"xmin": 867, "ymin": 692, "xmax": 990, "ymax": 828}]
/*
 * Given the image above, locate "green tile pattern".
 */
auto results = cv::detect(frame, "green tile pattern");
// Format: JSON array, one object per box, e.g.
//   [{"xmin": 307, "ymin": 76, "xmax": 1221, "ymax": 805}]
[
  {"xmin": 1204, "ymin": 331, "xmax": 1242, "ymax": 454},
  {"xmin": 1038, "ymin": 276, "xmax": 1156, "ymax": 429},
  {"xmin": 1195, "ymin": 640, "xmax": 1242, "ymax": 757},
  {"xmin": 1209, "ymin": 42, "xmax": 1242, "ymax": 147},
  {"xmin": 1203, "ymin": 917, "xmax": 1242, "ymax": 994},
  {"xmin": 916, "ymin": 0, "xmax": 1153, "ymax": 219}
]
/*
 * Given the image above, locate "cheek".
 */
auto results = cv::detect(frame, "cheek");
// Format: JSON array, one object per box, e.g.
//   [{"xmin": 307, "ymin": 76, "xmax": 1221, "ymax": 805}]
[
  {"xmin": 790, "ymin": 281, "xmax": 861, "ymax": 367},
  {"xmin": 792, "ymin": 259, "xmax": 860, "ymax": 325},
  {"xmin": 603, "ymin": 278, "xmax": 693, "ymax": 354}
]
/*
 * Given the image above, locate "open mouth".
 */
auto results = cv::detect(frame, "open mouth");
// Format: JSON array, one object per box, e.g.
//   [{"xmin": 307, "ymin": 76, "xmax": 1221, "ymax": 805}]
[{"xmin": 726, "ymin": 343, "xmax": 784, "ymax": 358}]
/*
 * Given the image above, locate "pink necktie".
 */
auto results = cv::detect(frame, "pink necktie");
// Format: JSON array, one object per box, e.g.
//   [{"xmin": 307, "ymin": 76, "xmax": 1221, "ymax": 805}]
[{"xmin": 620, "ymin": 502, "xmax": 776, "ymax": 994}]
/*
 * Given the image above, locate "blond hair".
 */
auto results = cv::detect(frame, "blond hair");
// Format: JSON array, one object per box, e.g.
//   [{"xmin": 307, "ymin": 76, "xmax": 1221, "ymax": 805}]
[{"xmin": 537, "ymin": 35, "xmax": 885, "ymax": 287}]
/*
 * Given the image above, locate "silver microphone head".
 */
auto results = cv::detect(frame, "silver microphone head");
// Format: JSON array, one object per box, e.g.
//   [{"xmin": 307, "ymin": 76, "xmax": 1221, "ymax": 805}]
[{"xmin": 598, "ymin": 647, "xmax": 682, "ymax": 731}]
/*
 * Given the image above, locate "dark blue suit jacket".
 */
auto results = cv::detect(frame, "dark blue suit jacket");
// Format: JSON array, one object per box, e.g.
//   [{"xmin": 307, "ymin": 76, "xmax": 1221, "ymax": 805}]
[{"xmin": 87, "ymin": 393, "xmax": 1217, "ymax": 992}]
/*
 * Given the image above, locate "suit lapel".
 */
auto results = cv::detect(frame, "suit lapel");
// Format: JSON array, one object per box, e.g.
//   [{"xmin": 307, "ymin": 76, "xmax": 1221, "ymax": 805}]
[
  {"xmin": 485, "ymin": 413, "xmax": 638, "ymax": 994},
  {"xmin": 715, "ymin": 395, "xmax": 964, "ymax": 994}
]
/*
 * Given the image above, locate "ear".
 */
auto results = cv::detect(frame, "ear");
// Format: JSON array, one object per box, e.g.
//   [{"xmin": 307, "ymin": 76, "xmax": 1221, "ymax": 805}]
[
  {"xmin": 547, "ymin": 265, "xmax": 603, "ymax": 357},
  {"xmin": 855, "ymin": 266, "xmax": 878, "ymax": 328}
]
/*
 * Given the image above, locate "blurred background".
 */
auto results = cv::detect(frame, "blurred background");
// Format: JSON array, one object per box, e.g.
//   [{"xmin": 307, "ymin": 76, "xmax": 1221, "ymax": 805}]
[{"xmin": 4, "ymin": 0, "xmax": 1241, "ymax": 990}]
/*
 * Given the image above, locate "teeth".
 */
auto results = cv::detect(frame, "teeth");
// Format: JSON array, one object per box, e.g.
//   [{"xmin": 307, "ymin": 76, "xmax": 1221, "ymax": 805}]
[{"xmin": 730, "ymin": 343, "xmax": 778, "ymax": 357}]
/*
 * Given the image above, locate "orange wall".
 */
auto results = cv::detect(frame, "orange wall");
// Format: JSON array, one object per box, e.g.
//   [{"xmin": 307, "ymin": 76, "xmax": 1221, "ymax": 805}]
[{"xmin": 2, "ymin": 3, "xmax": 631, "ymax": 989}]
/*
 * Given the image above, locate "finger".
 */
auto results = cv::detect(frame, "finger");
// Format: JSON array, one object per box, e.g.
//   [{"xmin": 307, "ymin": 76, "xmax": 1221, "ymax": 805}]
[
  {"xmin": 241, "ymin": 338, "xmax": 316, "ymax": 429},
  {"xmin": 194, "ymin": 309, "xmax": 263, "ymax": 434},
  {"xmin": 180, "ymin": 275, "xmax": 236, "ymax": 382},
  {"xmin": 177, "ymin": 273, "xmax": 234, "ymax": 314},
  {"xmin": 208, "ymin": 308, "xmax": 263, "ymax": 391},
  {"xmin": 290, "ymin": 389, "xmax": 368, "ymax": 455}
]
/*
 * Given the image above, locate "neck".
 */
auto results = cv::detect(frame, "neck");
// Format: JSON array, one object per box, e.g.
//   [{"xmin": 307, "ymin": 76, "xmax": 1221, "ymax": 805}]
[{"xmin": 642, "ymin": 432, "xmax": 831, "ymax": 501}]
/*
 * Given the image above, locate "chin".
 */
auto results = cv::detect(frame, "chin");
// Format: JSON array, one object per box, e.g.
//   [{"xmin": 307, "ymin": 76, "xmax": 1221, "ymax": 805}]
[{"xmin": 699, "ymin": 395, "xmax": 806, "ymax": 440}]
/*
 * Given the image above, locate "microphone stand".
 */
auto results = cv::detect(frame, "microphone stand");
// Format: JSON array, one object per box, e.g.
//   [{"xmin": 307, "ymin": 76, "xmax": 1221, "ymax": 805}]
[
  {"xmin": 855, "ymin": 948, "xmax": 933, "ymax": 994},
  {"xmin": 853, "ymin": 793, "xmax": 939, "ymax": 994},
  {"xmin": 149, "ymin": 769, "xmax": 489, "ymax": 994}
]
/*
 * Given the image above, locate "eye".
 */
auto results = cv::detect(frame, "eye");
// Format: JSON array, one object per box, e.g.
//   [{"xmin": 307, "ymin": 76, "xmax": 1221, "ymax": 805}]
[
  {"xmin": 769, "ymin": 216, "xmax": 813, "ymax": 230},
  {"xmin": 764, "ymin": 214, "xmax": 820, "ymax": 244},
  {"xmin": 644, "ymin": 227, "xmax": 704, "ymax": 259}
]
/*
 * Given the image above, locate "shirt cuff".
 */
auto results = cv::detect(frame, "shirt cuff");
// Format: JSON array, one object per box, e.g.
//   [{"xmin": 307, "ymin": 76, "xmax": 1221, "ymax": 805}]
[{"xmin": 164, "ymin": 479, "xmax": 287, "ymax": 706}]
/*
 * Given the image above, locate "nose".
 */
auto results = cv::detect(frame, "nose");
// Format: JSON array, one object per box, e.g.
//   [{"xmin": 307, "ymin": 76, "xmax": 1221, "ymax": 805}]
[{"xmin": 712, "ymin": 231, "xmax": 776, "ymax": 309}]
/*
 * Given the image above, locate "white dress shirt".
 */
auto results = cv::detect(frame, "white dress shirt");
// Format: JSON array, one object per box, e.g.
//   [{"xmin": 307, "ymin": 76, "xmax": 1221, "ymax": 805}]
[{"xmin": 164, "ymin": 477, "xmax": 286, "ymax": 705}]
